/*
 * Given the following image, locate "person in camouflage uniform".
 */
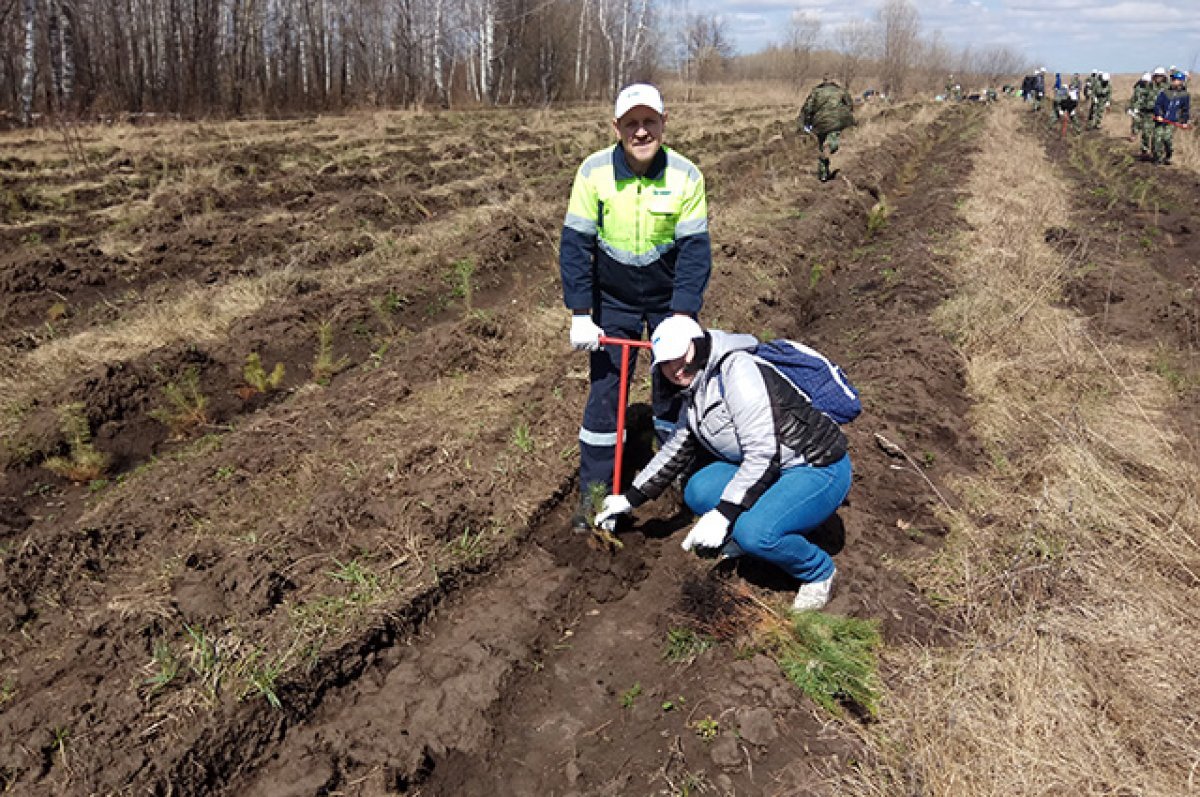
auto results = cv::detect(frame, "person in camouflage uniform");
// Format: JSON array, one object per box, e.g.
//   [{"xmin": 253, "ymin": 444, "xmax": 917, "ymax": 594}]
[
  {"xmin": 1136, "ymin": 68, "xmax": 1170, "ymax": 157},
  {"xmin": 1152, "ymin": 71, "xmax": 1191, "ymax": 165},
  {"xmin": 800, "ymin": 76, "xmax": 856, "ymax": 182},
  {"xmin": 1088, "ymin": 72, "xmax": 1112, "ymax": 129},
  {"xmin": 1128, "ymin": 73, "xmax": 1151, "ymax": 139}
]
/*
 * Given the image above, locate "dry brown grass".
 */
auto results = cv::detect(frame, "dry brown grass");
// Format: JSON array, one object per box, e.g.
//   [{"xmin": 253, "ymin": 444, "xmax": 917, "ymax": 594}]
[
  {"xmin": 1173, "ymin": 121, "xmax": 1199, "ymax": 172},
  {"xmin": 844, "ymin": 102, "xmax": 1200, "ymax": 796}
]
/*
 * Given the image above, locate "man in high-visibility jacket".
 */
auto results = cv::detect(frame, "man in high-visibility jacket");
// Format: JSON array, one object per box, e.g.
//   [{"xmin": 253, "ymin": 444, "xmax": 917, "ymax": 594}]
[{"xmin": 559, "ymin": 83, "xmax": 712, "ymax": 532}]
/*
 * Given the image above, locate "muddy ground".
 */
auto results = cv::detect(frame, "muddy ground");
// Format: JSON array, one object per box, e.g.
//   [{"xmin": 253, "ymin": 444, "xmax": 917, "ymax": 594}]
[{"xmin": 0, "ymin": 96, "xmax": 1195, "ymax": 795}]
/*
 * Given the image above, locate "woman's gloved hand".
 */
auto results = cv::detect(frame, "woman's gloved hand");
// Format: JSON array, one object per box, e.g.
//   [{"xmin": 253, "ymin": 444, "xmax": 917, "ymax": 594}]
[{"xmin": 681, "ymin": 510, "xmax": 730, "ymax": 552}]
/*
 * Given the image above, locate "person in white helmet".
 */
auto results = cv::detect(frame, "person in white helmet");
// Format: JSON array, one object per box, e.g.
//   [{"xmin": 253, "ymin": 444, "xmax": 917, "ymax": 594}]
[
  {"xmin": 1134, "ymin": 71, "xmax": 1166, "ymax": 156},
  {"xmin": 559, "ymin": 82, "xmax": 713, "ymax": 532},
  {"xmin": 1128, "ymin": 72, "xmax": 1152, "ymax": 140},
  {"xmin": 1088, "ymin": 72, "xmax": 1112, "ymax": 129}
]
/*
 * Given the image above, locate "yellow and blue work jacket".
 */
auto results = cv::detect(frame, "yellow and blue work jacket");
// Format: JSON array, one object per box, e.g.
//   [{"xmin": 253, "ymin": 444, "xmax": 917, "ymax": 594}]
[{"xmin": 560, "ymin": 144, "xmax": 711, "ymax": 315}]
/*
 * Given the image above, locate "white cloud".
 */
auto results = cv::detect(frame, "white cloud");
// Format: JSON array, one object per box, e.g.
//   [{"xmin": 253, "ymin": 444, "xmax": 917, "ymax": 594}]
[{"xmin": 685, "ymin": 0, "xmax": 1200, "ymax": 74}]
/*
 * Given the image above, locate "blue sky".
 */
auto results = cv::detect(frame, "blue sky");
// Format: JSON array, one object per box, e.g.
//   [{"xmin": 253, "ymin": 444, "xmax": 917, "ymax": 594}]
[{"xmin": 680, "ymin": 0, "xmax": 1200, "ymax": 76}]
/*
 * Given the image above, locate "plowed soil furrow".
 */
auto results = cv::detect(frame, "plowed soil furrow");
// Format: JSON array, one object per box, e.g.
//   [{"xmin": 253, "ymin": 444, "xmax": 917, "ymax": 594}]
[
  {"xmin": 180, "ymin": 103, "xmax": 989, "ymax": 796},
  {"xmin": 1033, "ymin": 117, "xmax": 1200, "ymax": 449},
  {"xmin": 404, "ymin": 104, "xmax": 990, "ymax": 795}
]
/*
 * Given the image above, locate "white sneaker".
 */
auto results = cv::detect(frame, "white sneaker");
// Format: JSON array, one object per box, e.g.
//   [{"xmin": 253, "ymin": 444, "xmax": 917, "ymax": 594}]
[{"xmin": 793, "ymin": 570, "xmax": 835, "ymax": 612}]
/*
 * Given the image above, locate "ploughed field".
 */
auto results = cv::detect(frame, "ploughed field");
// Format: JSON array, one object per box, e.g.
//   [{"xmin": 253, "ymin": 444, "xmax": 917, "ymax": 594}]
[{"xmin": 1, "ymin": 94, "xmax": 1197, "ymax": 795}]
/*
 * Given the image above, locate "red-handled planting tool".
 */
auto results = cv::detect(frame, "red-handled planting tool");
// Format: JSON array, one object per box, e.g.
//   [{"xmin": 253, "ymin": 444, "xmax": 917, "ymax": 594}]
[{"xmin": 598, "ymin": 336, "xmax": 651, "ymax": 493}]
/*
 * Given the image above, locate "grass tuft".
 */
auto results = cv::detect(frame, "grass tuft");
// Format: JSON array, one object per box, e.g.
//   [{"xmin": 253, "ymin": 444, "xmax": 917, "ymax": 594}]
[
  {"xmin": 143, "ymin": 639, "xmax": 180, "ymax": 696},
  {"xmin": 663, "ymin": 627, "xmax": 715, "ymax": 665}
]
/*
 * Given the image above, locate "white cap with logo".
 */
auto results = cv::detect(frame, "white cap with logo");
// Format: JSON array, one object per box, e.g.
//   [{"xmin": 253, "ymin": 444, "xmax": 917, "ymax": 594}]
[
  {"xmin": 651, "ymin": 316, "xmax": 703, "ymax": 366},
  {"xmin": 614, "ymin": 83, "xmax": 665, "ymax": 120}
]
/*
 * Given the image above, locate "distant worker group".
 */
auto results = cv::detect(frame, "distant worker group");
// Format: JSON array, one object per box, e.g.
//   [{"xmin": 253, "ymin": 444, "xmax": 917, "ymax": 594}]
[
  {"xmin": 1128, "ymin": 67, "xmax": 1191, "ymax": 164},
  {"xmin": 1019, "ymin": 65, "xmax": 1190, "ymax": 166}
]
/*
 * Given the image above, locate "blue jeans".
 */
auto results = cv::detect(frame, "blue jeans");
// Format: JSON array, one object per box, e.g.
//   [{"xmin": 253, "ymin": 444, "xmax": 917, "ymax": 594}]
[{"xmin": 684, "ymin": 454, "xmax": 851, "ymax": 582}]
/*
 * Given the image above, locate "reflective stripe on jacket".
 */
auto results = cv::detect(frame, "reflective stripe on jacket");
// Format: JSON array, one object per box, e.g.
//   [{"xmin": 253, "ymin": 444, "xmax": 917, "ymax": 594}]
[{"xmin": 559, "ymin": 144, "xmax": 710, "ymax": 315}]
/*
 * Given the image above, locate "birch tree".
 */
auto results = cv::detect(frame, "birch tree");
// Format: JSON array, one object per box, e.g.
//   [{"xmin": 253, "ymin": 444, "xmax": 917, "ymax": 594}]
[
  {"xmin": 786, "ymin": 12, "xmax": 820, "ymax": 89},
  {"xmin": 19, "ymin": 0, "xmax": 35, "ymax": 124},
  {"xmin": 877, "ymin": 0, "xmax": 919, "ymax": 97},
  {"xmin": 0, "ymin": 0, "xmax": 670, "ymax": 119}
]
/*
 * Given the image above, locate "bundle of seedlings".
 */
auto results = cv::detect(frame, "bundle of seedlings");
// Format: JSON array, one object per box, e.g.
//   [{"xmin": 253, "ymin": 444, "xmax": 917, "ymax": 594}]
[{"xmin": 676, "ymin": 572, "xmax": 882, "ymax": 719}]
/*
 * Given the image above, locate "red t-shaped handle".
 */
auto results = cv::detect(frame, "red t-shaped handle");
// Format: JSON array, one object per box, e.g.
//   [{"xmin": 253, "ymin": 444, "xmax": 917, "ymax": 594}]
[{"xmin": 598, "ymin": 336, "xmax": 652, "ymax": 494}]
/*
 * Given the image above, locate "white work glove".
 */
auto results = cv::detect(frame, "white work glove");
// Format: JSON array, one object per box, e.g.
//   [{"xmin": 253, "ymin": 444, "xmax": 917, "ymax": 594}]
[
  {"xmin": 594, "ymin": 494, "xmax": 631, "ymax": 531},
  {"xmin": 569, "ymin": 314, "xmax": 604, "ymax": 352},
  {"xmin": 681, "ymin": 510, "xmax": 730, "ymax": 552}
]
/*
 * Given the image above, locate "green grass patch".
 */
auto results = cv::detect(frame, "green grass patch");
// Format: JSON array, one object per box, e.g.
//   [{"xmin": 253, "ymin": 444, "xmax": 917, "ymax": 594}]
[{"xmin": 663, "ymin": 627, "xmax": 714, "ymax": 665}]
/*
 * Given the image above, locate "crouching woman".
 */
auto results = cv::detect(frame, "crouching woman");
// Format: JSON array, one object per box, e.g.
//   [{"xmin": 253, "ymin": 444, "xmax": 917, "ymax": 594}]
[{"xmin": 596, "ymin": 317, "xmax": 851, "ymax": 611}]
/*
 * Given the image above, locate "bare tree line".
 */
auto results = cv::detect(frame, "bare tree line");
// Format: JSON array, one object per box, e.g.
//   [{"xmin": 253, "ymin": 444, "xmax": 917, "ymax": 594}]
[
  {"xmin": 733, "ymin": 0, "xmax": 1027, "ymax": 97},
  {"xmin": 1, "ymin": 0, "xmax": 666, "ymax": 122},
  {"xmin": 1, "ymin": 0, "xmax": 1027, "ymax": 125}
]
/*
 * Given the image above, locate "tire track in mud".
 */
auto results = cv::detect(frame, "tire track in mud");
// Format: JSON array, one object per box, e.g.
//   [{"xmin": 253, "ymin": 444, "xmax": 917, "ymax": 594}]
[{"xmin": 209, "ymin": 103, "xmax": 994, "ymax": 796}]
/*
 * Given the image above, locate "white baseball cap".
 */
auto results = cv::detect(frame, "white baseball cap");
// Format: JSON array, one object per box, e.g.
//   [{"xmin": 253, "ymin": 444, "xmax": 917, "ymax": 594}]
[
  {"xmin": 651, "ymin": 316, "xmax": 703, "ymax": 366},
  {"xmin": 614, "ymin": 83, "xmax": 664, "ymax": 120}
]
